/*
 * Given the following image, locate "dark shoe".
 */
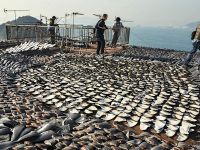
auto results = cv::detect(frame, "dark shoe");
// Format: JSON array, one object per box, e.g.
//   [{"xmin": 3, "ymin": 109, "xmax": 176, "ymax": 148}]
[
  {"xmin": 188, "ymin": 65, "xmax": 193, "ymax": 68},
  {"xmin": 183, "ymin": 65, "xmax": 193, "ymax": 70},
  {"xmin": 198, "ymin": 65, "xmax": 200, "ymax": 70},
  {"xmin": 183, "ymin": 66, "xmax": 189, "ymax": 70}
]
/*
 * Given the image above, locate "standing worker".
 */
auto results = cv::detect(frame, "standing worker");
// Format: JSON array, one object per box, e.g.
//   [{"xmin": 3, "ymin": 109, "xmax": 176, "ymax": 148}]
[
  {"xmin": 111, "ymin": 17, "xmax": 124, "ymax": 48},
  {"xmin": 183, "ymin": 22, "xmax": 200, "ymax": 69},
  {"xmin": 48, "ymin": 16, "xmax": 58, "ymax": 44},
  {"xmin": 95, "ymin": 14, "xmax": 108, "ymax": 55}
]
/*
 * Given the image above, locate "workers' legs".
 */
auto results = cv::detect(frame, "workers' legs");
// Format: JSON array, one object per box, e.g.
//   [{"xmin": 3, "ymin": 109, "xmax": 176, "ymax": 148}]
[
  {"xmin": 52, "ymin": 31, "xmax": 55, "ymax": 44},
  {"xmin": 97, "ymin": 38, "xmax": 102, "ymax": 55},
  {"xmin": 183, "ymin": 41, "xmax": 200, "ymax": 66},
  {"xmin": 50, "ymin": 31, "xmax": 55, "ymax": 44},
  {"xmin": 111, "ymin": 32, "xmax": 118, "ymax": 46},
  {"xmin": 49, "ymin": 31, "xmax": 52, "ymax": 44},
  {"xmin": 97, "ymin": 36, "xmax": 105, "ymax": 54},
  {"xmin": 111, "ymin": 34, "xmax": 116, "ymax": 45},
  {"xmin": 100, "ymin": 36, "xmax": 105, "ymax": 54},
  {"xmin": 114, "ymin": 36, "xmax": 119, "ymax": 45}
]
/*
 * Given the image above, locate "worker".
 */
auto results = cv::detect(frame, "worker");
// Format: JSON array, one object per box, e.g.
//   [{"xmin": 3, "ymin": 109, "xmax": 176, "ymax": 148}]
[
  {"xmin": 95, "ymin": 14, "xmax": 108, "ymax": 55},
  {"xmin": 183, "ymin": 22, "xmax": 200, "ymax": 69},
  {"xmin": 111, "ymin": 17, "xmax": 124, "ymax": 48},
  {"xmin": 36, "ymin": 19, "xmax": 43, "ymax": 25},
  {"xmin": 48, "ymin": 16, "xmax": 58, "ymax": 44}
]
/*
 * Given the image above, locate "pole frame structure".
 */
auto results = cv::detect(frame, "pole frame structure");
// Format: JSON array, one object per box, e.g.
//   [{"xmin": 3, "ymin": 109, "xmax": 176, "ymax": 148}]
[
  {"xmin": 4, "ymin": 8, "xmax": 30, "ymax": 44},
  {"xmin": 65, "ymin": 13, "xmax": 70, "ymax": 51},
  {"xmin": 73, "ymin": 12, "xmax": 75, "ymax": 27},
  {"xmin": 72, "ymin": 12, "xmax": 84, "ymax": 27}
]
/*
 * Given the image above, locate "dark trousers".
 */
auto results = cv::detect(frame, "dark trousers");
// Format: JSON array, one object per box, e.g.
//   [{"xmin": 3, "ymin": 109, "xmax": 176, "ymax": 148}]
[
  {"xmin": 49, "ymin": 31, "xmax": 55, "ymax": 44},
  {"xmin": 97, "ymin": 36, "xmax": 105, "ymax": 54},
  {"xmin": 111, "ymin": 32, "xmax": 119, "ymax": 46}
]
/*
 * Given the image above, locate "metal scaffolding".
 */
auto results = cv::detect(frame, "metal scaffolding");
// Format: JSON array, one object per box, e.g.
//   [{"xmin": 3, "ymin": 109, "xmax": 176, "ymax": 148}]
[{"xmin": 5, "ymin": 23, "xmax": 130, "ymax": 49}]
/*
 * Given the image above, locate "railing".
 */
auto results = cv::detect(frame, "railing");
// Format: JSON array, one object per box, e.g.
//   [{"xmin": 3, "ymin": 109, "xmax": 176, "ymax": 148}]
[{"xmin": 5, "ymin": 24, "xmax": 130, "ymax": 48}]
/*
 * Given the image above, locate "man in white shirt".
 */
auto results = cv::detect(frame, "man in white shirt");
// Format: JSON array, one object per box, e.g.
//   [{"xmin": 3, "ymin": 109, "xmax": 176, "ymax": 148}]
[{"xmin": 111, "ymin": 17, "xmax": 124, "ymax": 48}]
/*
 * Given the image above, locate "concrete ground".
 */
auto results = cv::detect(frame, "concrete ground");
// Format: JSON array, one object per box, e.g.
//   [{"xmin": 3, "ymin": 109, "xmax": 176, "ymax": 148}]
[{"xmin": 63, "ymin": 45, "xmax": 126, "ymax": 55}]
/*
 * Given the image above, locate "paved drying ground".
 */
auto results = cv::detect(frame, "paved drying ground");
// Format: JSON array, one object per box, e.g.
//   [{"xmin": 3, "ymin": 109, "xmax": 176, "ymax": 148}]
[{"xmin": 0, "ymin": 44, "xmax": 199, "ymax": 149}]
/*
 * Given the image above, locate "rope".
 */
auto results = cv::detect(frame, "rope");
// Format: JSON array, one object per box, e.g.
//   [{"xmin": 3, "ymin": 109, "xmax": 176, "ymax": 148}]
[
  {"xmin": 111, "ymin": 29, "xmax": 155, "ymax": 59},
  {"xmin": 130, "ymin": 30, "xmax": 152, "ymax": 47},
  {"xmin": 129, "ymin": 30, "xmax": 176, "ymax": 62}
]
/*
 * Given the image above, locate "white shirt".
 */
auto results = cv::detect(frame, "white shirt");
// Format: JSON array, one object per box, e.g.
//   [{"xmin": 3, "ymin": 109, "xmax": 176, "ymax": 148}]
[{"xmin": 192, "ymin": 39, "xmax": 200, "ymax": 43}]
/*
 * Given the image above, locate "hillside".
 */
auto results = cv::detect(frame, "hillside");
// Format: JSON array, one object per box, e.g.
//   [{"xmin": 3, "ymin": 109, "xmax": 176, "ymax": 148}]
[
  {"xmin": 0, "ymin": 16, "xmax": 39, "ymax": 40},
  {"xmin": 186, "ymin": 21, "xmax": 200, "ymax": 29}
]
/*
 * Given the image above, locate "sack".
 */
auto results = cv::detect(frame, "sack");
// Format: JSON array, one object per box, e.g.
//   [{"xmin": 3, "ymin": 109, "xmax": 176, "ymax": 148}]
[{"xmin": 191, "ymin": 30, "xmax": 197, "ymax": 40}]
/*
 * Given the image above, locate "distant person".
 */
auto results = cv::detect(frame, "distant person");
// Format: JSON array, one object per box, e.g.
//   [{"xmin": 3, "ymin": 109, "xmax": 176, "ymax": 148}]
[
  {"xmin": 95, "ymin": 14, "xmax": 108, "ymax": 55},
  {"xmin": 183, "ymin": 23, "xmax": 200, "ymax": 69},
  {"xmin": 36, "ymin": 19, "xmax": 43, "ymax": 25},
  {"xmin": 48, "ymin": 16, "xmax": 58, "ymax": 44},
  {"xmin": 39, "ymin": 19, "xmax": 43, "ymax": 25},
  {"xmin": 111, "ymin": 17, "xmax": 124, "ymax": 48}
]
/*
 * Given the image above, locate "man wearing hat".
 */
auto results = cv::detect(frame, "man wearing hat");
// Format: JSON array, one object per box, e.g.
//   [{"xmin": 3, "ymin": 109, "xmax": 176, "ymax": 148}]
[
  {"xmin": 49, "ymin": 16, "xmax": 58, "ymax": 44},
  {"xmin": 111, "ymin": 17, "xmax": 124, "ymax": 48}
]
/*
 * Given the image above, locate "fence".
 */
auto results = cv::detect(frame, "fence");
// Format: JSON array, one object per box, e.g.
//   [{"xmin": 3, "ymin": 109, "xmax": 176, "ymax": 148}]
[{"xmin": 5, "ymin": 24, "xmax": 130, "ymax": 48}]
